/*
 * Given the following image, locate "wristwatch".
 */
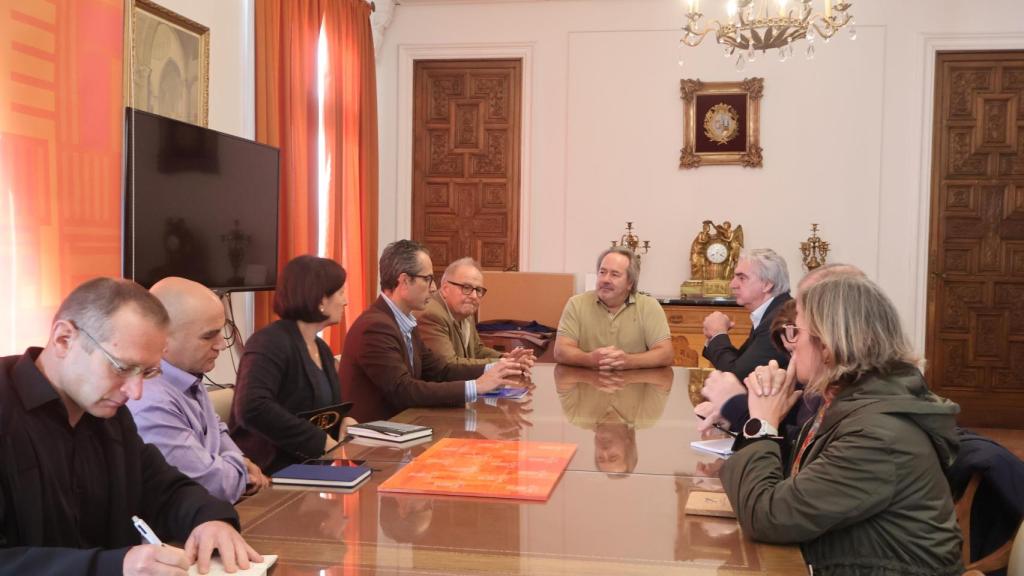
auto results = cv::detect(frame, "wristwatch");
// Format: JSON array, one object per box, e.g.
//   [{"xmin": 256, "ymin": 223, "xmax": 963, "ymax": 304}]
[{"xmin": 743, "ymin": 418, "xmax": 780, "ymax": 439}]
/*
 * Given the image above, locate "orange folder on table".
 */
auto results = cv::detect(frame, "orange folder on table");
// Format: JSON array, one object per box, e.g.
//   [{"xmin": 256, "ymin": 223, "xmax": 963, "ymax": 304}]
[{"xmin": 378, "ymin": 438, "xmax": 576, "ymax": 501}]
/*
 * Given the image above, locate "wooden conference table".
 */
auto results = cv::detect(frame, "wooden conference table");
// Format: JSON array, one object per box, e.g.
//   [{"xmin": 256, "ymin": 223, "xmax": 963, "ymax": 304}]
[{"xmin": 236, "ymin": 364, "xmax": 807, "ymax": 575}]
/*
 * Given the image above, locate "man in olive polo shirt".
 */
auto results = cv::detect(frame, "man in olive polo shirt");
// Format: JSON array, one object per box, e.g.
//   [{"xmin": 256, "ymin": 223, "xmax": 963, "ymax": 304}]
[{"xmin": 554, "ymin": 247, "xmax": 673, "ymax": 370}]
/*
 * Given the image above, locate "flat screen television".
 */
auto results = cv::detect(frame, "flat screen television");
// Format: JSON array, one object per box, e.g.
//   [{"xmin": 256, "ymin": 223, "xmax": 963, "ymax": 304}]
[{"xmin": 123, "ymin": 108, "xmax": 280, "ymax": 291}]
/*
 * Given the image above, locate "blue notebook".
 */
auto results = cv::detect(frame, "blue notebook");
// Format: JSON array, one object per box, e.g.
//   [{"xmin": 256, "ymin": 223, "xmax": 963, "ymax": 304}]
[
  {"xmin": 272, "ymin": 463, "xmax": 372, "ymax": 488},
  {"xmin": 481, "ymin": 386, "xmax": 529, "ymax": 400}
]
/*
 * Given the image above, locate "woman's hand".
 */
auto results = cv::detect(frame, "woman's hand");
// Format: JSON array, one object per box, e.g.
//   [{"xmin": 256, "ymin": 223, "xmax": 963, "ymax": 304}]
[{"xmin": 746, "ymin": 358, "xmax": 802, "ymax": 428}]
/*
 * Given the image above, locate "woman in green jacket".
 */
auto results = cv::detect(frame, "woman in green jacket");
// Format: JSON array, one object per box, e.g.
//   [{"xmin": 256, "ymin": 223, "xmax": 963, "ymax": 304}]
[{"xmin": 721, "ymin": 274, "xmax": 963, "ymax": 576}]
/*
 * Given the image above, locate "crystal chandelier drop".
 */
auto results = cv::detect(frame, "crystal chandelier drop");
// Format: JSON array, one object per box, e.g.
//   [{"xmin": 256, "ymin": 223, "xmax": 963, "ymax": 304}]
[{"xmin": 681, "ymin": 0, "xmax": 855, "ymax": 69}]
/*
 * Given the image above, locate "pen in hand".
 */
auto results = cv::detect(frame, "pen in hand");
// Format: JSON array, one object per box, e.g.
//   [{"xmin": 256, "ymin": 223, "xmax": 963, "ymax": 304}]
[
  {"xmin": 695, "ymin": 413, "xmax": 737, "ymax": 437},
  {"xmin": 132, "ymin": 515, "xmax": 163, "ymax": 546}
]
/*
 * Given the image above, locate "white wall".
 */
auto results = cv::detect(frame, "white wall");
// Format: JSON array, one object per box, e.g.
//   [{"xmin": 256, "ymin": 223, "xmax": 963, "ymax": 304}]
[
  {"xmin": 375, "ymin": 0, "xmax": 1024, "ymax": 349},
  {"xmin": 145, "ymin": 0, "xmax": 255, "ymax": 383}
]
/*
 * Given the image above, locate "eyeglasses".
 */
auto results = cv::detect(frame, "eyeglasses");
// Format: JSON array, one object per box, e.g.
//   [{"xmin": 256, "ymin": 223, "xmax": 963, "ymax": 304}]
[
  {"xmin": 71, "ymin": 321, "xmax": 163, "ymax": 380},
  {"xmin": 408, "ymin": 273, "xmax": 436, "ymax": 287},
  {"xmin": 780, "ymin": 323, "xmax": 800, "ymax": 344},
  {"xmin": 446, "ymin": 280, "xmax": 487, "ymax": 298},
  {"xmin": 222, "ymin": 319, "xmax": 238, "ymax": 347}
]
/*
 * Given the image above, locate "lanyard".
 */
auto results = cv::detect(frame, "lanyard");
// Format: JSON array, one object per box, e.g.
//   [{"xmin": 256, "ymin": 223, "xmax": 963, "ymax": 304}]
[{"xmin": 791, "ymin": 397, "xmax": 832, "ymax": 477}]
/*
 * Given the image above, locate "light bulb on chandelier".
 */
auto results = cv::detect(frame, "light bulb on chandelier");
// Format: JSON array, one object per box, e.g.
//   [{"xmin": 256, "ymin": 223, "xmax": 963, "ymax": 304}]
[{"xmin": 679, "ymin": 0, "xmax": 854, "ymax": 67}]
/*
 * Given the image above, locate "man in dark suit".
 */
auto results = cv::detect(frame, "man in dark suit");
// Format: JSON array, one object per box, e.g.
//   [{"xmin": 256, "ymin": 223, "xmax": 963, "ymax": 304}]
[
  {"xmin": 699, "ymin": 248, "xmax": 792, "ymax": 431},
  {"xmin": 340, "ymin": 240, "xmax": 522, "ymax": 422},
  {"xmin": 0, "ymin": 277, "xmax": 261, "ymax": 576}
]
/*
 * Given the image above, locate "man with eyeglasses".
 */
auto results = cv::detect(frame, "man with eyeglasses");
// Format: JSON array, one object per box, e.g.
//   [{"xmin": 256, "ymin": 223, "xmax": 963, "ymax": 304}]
[
  {"xmin": 341, "ymin": 240, "xmax": 524, "ymax": 423},
  {"xmin": 128, "ymin": 277, "xmax": 270, "ymax": 504},
  {"xmin": 0, "ymin": 277, "xmax": 262, "ymax": 575},
  {"xmin": 417, "ymin": 257, "xmax": 536, "ymax": 368}
]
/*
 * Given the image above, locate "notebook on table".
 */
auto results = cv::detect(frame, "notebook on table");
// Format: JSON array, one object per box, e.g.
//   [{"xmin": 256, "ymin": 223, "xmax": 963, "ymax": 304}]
[
  {"xmin": 348, "ymin": 421, "xmax": 432, "ymax": 443},
  {"xmin": 187, "ymin": 555, "xmax": 277, "ymax": 576},
  {"xmin": 272, "ymin": 461, "xmax": 371, "ymax": 488}
]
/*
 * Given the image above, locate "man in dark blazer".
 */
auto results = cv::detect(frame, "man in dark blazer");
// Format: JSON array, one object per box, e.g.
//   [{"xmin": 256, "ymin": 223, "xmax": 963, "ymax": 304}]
[
  {"xmin": 340, "ymin": 240, "xmax": 522, "ymax": 423},
  {"xmin": 700, "ymin": 248, "xmax": 792, "ymax": 431},
  {"xmin": 0, "ymin": 278, "xmax": 261, "ymax": 575}
]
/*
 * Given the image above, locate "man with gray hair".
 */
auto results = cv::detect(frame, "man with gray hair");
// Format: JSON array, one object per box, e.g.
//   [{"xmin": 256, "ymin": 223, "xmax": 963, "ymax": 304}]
[
  {"xmin": 702, "ymin": 248, "xmax": 792, "ymax": 380},
  {"xmin": 554, "ymin": 246, "xmax": 673, "ymax": 370},
  {"xmin": 417, "ymin": 257, "xmax": 536, "ymax": 368}
]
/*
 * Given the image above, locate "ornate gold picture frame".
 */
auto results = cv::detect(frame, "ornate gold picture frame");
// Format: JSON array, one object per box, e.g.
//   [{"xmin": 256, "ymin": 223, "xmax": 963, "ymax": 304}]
[
  {"xmin": 126, "ymin": 0, "xmax": 209, "ymax": 126},
  {"xmin": 680, "ymin": 78, "xmax": 763, "ymax": 169}
]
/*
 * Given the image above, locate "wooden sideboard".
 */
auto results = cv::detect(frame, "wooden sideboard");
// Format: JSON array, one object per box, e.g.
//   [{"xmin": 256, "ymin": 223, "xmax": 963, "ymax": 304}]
[{"xmin": 659, "ymin": 299, "xmax": 752, "ymax": 368}]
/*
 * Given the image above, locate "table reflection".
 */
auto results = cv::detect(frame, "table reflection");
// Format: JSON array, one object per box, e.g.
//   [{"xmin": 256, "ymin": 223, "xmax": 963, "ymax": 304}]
[
  {"xmin": 554, "ymin": 364, "xmax": 672, "ymax": 474},
  {"xmin": 236, "ymin": 467, "xmax": 805, "ymax": 575}
]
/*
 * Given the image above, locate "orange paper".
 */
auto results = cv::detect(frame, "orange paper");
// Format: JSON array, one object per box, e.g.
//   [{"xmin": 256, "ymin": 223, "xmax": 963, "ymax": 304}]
[{"xmin": 378, "ymin": 438, "xmax": 576, "ymax": 501}]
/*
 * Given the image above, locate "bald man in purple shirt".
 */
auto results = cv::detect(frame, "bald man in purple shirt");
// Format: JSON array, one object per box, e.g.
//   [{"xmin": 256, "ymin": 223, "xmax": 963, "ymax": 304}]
[{"xmin": 128, "ymin": 277, "xmax": 269, "ymax": 503}]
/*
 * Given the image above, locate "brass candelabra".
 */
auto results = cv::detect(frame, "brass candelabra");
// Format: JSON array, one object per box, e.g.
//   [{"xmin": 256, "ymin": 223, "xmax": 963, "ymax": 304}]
[
  {"xmin": 611, "ymin": 221, "xmax": 651, "ymax": 262},
  {"xmin": 800, "ymin": 223, "xmax": 830, "ymax": 270}
]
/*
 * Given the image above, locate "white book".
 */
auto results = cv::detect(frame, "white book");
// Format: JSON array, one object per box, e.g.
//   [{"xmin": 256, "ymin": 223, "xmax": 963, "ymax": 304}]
[{"xmin": 690, "ymin": 438, "xmax": 734, "ymax": 457}]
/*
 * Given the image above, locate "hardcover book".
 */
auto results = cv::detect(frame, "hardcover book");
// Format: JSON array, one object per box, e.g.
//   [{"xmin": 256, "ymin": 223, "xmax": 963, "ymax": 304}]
[
  {"xmin": 272, "ymin": 462, "xmax": 371, "ymax": 488},
  {"xmin": 378, "ymin": 438, "xmax": 576, "ymax": 501},
  {"xmin": 348, "ymin": 421, "xmax": 432, "ymax": 442}
]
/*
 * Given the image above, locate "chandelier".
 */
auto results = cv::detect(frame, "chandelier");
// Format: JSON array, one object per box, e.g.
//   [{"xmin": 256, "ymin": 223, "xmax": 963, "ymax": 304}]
[{"xmin": 681, "ymin": 0, "xmax": 855, "ymax": 69}]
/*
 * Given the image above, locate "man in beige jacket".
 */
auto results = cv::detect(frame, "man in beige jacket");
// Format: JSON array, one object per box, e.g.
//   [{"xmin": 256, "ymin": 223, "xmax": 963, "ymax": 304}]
[{"xmin": 416, "ymin": 258, "xmax": 534, "ymax": 368}]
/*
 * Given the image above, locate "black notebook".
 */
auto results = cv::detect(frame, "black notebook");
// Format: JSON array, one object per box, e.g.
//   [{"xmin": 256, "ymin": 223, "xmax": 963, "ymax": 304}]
[
  {"xmin": 347, "ymin": 421, "xmax": 432, "ymax": 443},
  {"xmin": 296, "ymin": 402, "xmax": 353, "ymax": 440}
]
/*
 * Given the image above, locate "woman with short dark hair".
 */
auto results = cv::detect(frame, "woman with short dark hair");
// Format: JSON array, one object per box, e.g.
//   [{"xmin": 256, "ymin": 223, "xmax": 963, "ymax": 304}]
[
  {"xmin": 229, "ymin": 255, "xmax": 348, "ymax": 473},
  {"xmin": 722, "ymin": 274, "xmax": 963, "ymax": 576}
]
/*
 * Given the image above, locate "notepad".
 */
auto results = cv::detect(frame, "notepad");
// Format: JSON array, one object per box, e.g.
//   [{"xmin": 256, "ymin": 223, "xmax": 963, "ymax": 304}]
[
  {"xmin": 684, "ymin": 491, "xmax": 736, "ymax": 518},
  {"xmin": 187, "ymin": 554, "xmax": 277, "ymax": 576},
  {"xmin": 690, "ymin": 438, "xmax": 734, "ymax": 456},
  {"xmin": 272, "ymin": 462, "xmax": 371, "ymax": 488}
]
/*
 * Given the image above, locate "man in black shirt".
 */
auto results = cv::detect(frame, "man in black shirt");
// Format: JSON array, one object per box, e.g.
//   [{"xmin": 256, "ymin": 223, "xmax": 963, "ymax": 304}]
[{"xmin": 0, "ymin": 278, "xmax": 262, "ymax": 576}]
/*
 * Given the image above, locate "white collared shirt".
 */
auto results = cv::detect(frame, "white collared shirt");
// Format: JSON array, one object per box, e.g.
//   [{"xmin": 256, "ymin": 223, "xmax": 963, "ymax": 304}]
[{"xmin": 750, "ymin": 295, "xmax": 776, "ymax": 331}]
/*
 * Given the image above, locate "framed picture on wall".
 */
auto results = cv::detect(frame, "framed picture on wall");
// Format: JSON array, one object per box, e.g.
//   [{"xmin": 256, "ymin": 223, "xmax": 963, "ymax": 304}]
[
  {"xmin": 127, "ymin": 0, "xmax": 209, "ymax": 127},
  {"xmin": 679, "ymin": 78, "xmax": 763, "ymax": 169}
]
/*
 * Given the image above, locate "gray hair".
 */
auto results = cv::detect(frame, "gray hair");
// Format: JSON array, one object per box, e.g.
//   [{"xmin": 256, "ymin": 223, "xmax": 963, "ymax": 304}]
[
  {"xmin": 53, "ymin": 277, "xmax": 170, "ymax": 347},
  {"xmin": 380, "ymin": 240, "xmax": 428, "ymax": 291},
  {"xmin": 799, "ymin": 274, "xmax": 917, "ymax": 395},
  {"xmin": 597, "ymin": 246, "xmax": 640, "ymax": 295},
  {"xmin": 740, "ymin": 248, "xmax": 790, "ymax": 297},
  {"xmin": 441, "ymin": 257, "xmax": 481, "ymax": 284}
]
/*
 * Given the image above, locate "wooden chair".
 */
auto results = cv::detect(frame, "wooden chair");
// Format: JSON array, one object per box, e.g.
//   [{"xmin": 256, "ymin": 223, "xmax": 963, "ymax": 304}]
[
  {"xmin": 956, "ymin": 472, "xmax": 1019, "ymax": 573},
  {"xmin": 208, "ymin": 387, "xmax": 234, "ymax": 423},
  {"xmin": 1008, "ymin": 521, "xmax": 1024, "ymax": 576}
]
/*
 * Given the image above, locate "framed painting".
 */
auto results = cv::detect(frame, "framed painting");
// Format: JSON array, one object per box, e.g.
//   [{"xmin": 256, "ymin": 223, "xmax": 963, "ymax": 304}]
[
  {"xmin": 679, "ymin": 78, "xmax": 763, "ymax": 169},
  {"xmin": 128, "ymin": 0, "xmax": 209, "ymax": 126}
]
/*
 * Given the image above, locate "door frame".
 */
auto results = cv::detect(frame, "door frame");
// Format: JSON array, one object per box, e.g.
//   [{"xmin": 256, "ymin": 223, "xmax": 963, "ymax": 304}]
[
  {"xmin": 914, "ymin": 33, "xmax": 1024, "ymax": 351},
  {"xmin": 398, "ymin": 43, "xmax": 534, "ymax": 269}
]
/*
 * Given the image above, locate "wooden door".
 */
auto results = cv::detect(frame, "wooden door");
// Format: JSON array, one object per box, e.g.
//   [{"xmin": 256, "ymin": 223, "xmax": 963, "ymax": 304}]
[
  {"xmin": 927, "ymin": 51, "xmax": 1024, "ymax": 428},
  {"xmin": 412, "ymin": 59, "xmax": 521, "ymax": 276}
]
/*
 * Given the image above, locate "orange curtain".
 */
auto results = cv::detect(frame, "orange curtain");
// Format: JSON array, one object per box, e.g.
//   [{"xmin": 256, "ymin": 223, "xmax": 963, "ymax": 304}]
[
  {"xmin": 254, "ymin": 0, "xmax": 378, "ymax": 352},
  {"xmin": 253, "ymin": 0, "xmax": 322, "ymax": 330},
  {"xmin": 321, "ymin": 0, "xmax": 379, "ymax": 348},
  {"xmin": 0, "ymin": 0, "xmax": 124, "ymax": 355}
]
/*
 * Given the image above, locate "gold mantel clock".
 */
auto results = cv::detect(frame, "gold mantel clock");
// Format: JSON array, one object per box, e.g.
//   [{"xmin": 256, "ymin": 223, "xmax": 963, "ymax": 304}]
[{"xmin": 681, "ymin": 220, "xmax": 744, "ymax": 297}]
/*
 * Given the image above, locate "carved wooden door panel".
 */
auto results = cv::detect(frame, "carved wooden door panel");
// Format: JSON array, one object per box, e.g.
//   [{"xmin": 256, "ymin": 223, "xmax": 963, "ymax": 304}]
[
  {"xmin": 412, "ymin": 59, "xmax": 521, "ymax": 276},
  {"xmin": 927, "ymin": 52, "xmax": 1024, "ymax": 427}
]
